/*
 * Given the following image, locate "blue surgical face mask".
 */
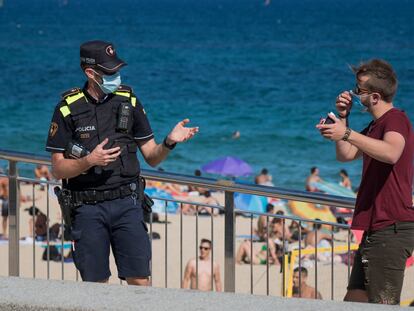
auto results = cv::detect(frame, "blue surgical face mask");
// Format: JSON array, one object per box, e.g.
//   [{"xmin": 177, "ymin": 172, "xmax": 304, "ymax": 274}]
[
  {"xmin": 94, "ymin": 71, "xmax": 121, "ymax": 94},
  {"xmin": 349, "ymin": 90, "xmax": 371, "ymax": 112},
  {"xmin": 349, "ymin": 90, "xmax": 364, "ymax": 107}
]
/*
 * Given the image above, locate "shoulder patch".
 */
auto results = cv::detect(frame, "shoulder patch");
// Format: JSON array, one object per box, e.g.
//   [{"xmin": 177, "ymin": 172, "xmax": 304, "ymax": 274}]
[
  {"xmin": 117, "ymin": 84, "xmax": 133, "ymax": 93},
  {"xmin": 61, "ymin": 87, "xmax": 81, "ymax": 99}
]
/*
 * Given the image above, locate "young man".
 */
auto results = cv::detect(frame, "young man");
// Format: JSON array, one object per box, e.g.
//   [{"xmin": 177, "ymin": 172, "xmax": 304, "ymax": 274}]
[
  {"xmin": 46, "ymin": 40, "xmax": 198, "ymax": 286},
  {"xmin": 292, "ymin": 267, "xmax": 322, "ymax": 299},
  {"xmin": 182, "ymin": 239, "xmax": 222, "ymax": 291},
  {"xmin": 255, "ymin": 168, "xmax": 274, "ymax": 186},
  {"xmin": 317, "ymin": 59, "xmax": 414, "ymax": 304}
]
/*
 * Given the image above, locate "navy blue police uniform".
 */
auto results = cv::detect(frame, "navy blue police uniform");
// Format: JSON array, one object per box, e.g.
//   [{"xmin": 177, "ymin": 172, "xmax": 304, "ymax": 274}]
[{"xmin": 45, "ymin": 41, "xmax": 153, "ymax": 282}]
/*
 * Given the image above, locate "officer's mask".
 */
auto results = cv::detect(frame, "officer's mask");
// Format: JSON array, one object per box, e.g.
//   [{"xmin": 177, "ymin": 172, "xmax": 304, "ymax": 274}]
[{"xmin": 89, "ymin": 69, "xmax": 122, "ymax": 94}]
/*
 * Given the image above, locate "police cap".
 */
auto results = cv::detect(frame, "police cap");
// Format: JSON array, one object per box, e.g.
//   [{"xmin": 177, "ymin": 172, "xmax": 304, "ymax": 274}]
[{"xmin": 80, "ymin": 40, "xmax": 126, "ymax": 74}]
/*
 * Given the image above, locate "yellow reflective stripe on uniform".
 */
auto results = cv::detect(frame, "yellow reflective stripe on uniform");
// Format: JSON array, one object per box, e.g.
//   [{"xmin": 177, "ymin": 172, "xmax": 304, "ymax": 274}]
[
  {"xmin": 114, "ymin": 91, "xmax": 131, "ymax": 98},
  {"xmin": 65, "ymin": 92, "xmax": 85, "ymax": 105},
  {"xmin": 60, "ymin": 105, "xmax": 71, "ymax": 117},
  {"xmin": 131, "ymin": 96, "xmax": 137, "ymax": 107}
]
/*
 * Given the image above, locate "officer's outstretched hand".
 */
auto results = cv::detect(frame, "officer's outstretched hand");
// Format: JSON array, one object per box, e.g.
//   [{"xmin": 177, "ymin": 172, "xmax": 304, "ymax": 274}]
[
  {"xmin": 167, "ymin": 119, "xmax": 199, "ymax": 144},
  {"xmin": 87, "ymin": 138, "xmax": 121, "ymax": 166}
]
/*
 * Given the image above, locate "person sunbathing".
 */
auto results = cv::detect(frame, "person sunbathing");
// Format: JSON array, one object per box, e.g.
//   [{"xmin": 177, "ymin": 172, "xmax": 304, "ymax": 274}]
[{"xmin": 236, "ymin": 218, "xmax": 282, "ymax": 265}]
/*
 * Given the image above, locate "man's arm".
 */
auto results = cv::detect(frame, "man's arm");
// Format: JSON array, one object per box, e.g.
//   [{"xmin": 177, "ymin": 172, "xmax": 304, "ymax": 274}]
[
  {"xmin": 335, "ymin": 141, "xmax": 362, "ymax": 162},
  {"xmin": 182, "ymin": 260, "xmax": 194, "ymax": 289},
  {"xmin": 333, "ymin": 117, "xmax": 362, "ymax": 162},
  {"xmin": 214, "ymin": 263, "xmax": 222, "ymax": 292},
  {"xmin": 138, "ymin": 119, "xmax": 198, "ymax": 167},
  {"xmin": 51, "ymin": 138, "xmax": 121, "ymax": 180},
  {"xmin": 317, "ymin": 115, "xmax": 405, "ymax": 165},
  {"xmin": 346, "ymin": 130, "xmax": 405, "ymax": 165},
  {"xmin": 51, "ymin": 153, "xmax": 92, "ymax": 180},
  {"xmin": 138, "ymin": 138, "xmax": 172, "ymax": 168}
]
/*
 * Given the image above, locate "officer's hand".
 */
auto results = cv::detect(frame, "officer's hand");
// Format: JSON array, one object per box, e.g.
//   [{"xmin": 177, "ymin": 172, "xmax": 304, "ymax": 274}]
[
  {"xmin": 87, "ymin": 138, "xmax": 121, "ymax": 166},
  {"xmin": 167, "ymin": 119, "xmax": 199, "ymax": 144}
]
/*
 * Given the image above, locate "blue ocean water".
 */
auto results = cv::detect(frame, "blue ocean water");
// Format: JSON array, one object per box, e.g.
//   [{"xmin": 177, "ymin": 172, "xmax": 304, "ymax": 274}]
[{"xmin": 0, "ymin": 0, "xmax": 413, "ymax": 190}]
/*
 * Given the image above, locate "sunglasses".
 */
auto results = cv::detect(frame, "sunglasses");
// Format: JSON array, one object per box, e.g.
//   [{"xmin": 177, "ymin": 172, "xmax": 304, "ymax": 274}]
[
  {"xmin": 353, "ymin": 84, "xmax": 370, "ymax": 95},
  {"xmin": 199, "ymin": 246, "xmax": 210, "ymax": 251}
]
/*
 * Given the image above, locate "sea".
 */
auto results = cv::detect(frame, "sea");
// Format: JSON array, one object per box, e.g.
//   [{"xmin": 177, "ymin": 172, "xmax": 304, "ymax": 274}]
[{"xmin": 0, "ymin": 0, "xmax": 413, "ymax": 190}]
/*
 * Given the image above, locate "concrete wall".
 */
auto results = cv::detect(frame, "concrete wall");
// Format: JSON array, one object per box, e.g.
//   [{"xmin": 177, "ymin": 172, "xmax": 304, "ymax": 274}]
[{"xmin": 0, "ymin": 276, "xmax": 399, "ymax": 311}]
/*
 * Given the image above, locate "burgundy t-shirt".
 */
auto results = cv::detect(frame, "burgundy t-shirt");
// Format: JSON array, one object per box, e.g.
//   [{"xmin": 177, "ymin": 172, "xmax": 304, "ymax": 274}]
[{"xmin": 352, "ymin": 108, "xmax": 414, "ymax": 231}]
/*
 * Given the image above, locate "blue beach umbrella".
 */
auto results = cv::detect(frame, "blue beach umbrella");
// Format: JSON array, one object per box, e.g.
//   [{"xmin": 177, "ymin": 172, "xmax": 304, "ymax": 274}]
[
  {"xmin": 145, "ymin": 188, "xmax": 178, "ymax": 214},
  {"xmin": 234, "ymin": 193, "xmax": 268, "ymax": 213},
  {"xmin": 201, "ymin": 156, "xmax": 252, "ymax": 177}
]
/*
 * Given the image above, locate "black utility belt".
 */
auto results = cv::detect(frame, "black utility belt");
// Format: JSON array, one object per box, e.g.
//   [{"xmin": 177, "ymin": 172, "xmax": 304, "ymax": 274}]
[{"xmin": 71, "ymin": 182, "xmax": 139, "ymax": 205}]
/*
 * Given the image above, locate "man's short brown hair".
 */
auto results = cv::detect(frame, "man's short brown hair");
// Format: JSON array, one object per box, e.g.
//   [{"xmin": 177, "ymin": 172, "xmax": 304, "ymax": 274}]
[{"xmin": 352, "ymin": 59, "xmax": 398, "ymax": 102}]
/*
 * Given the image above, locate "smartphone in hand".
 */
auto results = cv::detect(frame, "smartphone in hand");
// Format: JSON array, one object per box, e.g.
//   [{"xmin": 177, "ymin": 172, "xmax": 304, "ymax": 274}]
[{"xmin": 324, "ymin": 114, "xmax": 335, "ymax": 125}]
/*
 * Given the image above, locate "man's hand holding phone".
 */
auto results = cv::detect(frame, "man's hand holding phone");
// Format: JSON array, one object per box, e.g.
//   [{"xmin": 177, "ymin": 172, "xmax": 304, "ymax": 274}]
[{"xmin": 316, "ymin": 112, "xmax": 349, "ymax": 141}]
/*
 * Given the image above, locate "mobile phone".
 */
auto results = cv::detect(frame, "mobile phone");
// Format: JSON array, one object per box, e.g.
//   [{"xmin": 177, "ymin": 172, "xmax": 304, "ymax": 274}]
[{"xmin": 324, "ymin": 115, "xmax": 335, "ymax": 125}]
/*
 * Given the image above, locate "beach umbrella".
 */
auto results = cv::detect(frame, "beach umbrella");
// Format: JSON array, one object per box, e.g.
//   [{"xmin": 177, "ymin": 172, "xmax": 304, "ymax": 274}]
[
  {"xmin": 201, "ymin": 156, "xmax": 252, "ymax": 177},
  {"xmin": 286, "ymin": 200, "xmax": 337, "ymax": 224},
  {"xmin": 234, "ymin": 192, "xmax": 268, "ymax": 213},
  {"xmin": 145, "ymin": 188, "xmax": 178, "ymax": 214},
  {"xmin": 312, "ymin": 181, "xmax": 355, "ymax": 215}
]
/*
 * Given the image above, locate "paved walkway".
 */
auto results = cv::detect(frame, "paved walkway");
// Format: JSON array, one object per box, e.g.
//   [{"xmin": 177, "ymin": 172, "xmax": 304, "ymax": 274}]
[{"xmin": 0, "ymin": 276, "xmax": 398, "ymax": 311}]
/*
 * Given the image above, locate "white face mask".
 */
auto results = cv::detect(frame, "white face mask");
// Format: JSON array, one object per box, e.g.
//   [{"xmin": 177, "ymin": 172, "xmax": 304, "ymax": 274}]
[{"xmin": 92, "ymin": 70, "xmax": 121, "ymax": 94}]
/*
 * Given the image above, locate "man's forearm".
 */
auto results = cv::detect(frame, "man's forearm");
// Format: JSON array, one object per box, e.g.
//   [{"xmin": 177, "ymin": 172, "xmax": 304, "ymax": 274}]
[
  {"xmin": 335, "ymin": 140, "xmax": 359, "ymax": 162},
  {"xmin": 334, "ymin": 118, "xmax": 360, "ymax": 162},
  {"xmin": 52, "ymin": 157, "xmax": 92, "ymax": 180},
  {"xmin": 142, "ymin": 142, "xmax": 171, "ymax": 167},
  {"xmin": 182, "ymin": 278, "xmax": 190, "ymax": 289},
  {"xmin": 347, "ymin": 130, "xmax": 399, "ymax": 164}
]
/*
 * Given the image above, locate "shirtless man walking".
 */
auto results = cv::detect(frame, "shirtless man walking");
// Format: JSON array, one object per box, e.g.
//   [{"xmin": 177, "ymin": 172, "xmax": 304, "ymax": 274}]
[{"xmin": 182, "ymin": 239, "xmax": 222, "ymax": 291}]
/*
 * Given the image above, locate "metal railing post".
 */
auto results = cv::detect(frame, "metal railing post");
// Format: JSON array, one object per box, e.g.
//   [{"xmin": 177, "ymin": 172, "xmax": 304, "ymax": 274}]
[
  {"xmin": 8, "ymin": 160, "xmax": 19, "ymax": 276},
  {"xmin": 224, "ymin": 191, "xmax": 235, "ymax": 292}
]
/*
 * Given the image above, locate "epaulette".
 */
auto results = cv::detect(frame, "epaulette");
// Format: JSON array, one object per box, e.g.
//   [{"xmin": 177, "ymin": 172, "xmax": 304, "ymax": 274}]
[
  {"xmin": 117, "ymin": 84, "xmax": 133, "ymax": 93},
  {"xmin": 61, "ymin": 87, "xmax": 82, "ymax": 99},
  {"xmin": 114, "ymin": 85, "xmax": 137, "ymax": 107}
]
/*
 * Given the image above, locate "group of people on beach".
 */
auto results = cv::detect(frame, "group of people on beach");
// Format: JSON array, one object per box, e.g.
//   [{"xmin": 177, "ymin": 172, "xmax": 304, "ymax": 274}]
[
  {"xmin": 235, "ymin": 201, "xmax": 345, "ymax": 299},
  {"xmin": 305, "ymin": 166, "xmax": 353, "ymax": 193},
  {"xmin": 0, "ymin": 164, "xmax": 55, "ymax": 241}
]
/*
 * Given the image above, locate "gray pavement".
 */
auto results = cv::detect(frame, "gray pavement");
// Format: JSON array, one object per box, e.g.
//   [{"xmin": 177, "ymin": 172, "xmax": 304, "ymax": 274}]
[{"xmin": 0, "ymin": 276, "xmax": 401, "ymax": 311}]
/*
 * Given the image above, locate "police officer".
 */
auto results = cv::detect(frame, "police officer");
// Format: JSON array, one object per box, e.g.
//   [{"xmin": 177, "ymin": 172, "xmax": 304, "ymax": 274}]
[{"xmin": 46, "ymin": 40, "xmax": 198, "ymax": 285}]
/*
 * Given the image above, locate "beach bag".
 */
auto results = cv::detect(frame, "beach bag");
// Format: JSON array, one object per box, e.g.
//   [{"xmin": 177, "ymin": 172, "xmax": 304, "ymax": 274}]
[{"xmin": 42, "ymin": 245, "xmax": 61, "ymax": 262}]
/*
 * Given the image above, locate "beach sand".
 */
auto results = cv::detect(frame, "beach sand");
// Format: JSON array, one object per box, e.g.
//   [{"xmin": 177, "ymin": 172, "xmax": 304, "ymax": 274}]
[{"xmin": 0, "ymin": 184, "xmax": 413, "ymax": 303}]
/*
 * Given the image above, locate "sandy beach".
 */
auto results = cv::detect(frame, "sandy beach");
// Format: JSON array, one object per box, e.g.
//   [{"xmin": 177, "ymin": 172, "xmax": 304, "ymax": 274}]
[{"xmin": 1, "ymin": 183, "xmax": 413, "ymax": 303}]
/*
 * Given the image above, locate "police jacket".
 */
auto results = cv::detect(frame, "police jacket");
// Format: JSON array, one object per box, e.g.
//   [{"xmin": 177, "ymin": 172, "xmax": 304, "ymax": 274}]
[{"xmin": 46, "ymin": 84, "xmax": 154, "ymax": 191}]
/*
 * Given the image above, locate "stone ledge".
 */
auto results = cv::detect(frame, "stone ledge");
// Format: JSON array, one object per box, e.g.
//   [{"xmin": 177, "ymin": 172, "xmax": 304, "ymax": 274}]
[{"xmin": 0, "ymin": 277, "xmax": 396, "ymax": 311}]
